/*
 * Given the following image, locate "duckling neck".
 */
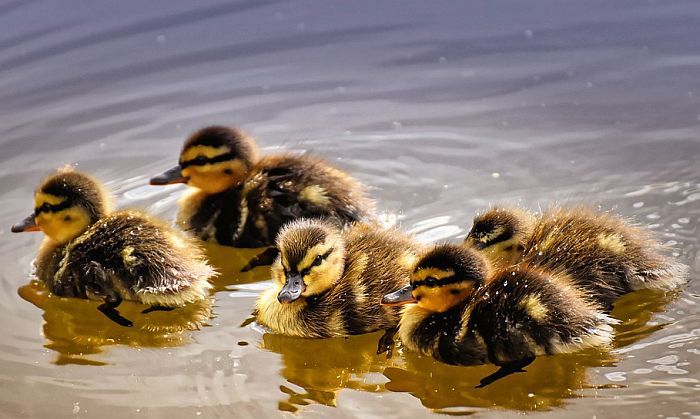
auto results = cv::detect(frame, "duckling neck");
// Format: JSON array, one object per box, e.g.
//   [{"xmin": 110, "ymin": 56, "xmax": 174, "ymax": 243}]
[{"xmin": 189, "ymin": 187, "xmax": 245, "ymax": 245}]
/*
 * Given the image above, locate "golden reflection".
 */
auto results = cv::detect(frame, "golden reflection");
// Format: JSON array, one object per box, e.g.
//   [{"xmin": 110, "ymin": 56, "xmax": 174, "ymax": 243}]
[
  {"xmin": 200, "ymin": 242, "xmax": 273, "ymax": 290},
  {"xmin": 260, "ymin": 332, "xmax": 402, "ymax": 413},
  {"xmin": 259, "ymin": 287, "xmax": 678, "ymax": 414},
  {"xmin": 18, "ymin": 281, "xmax": 213, "ymax": 365}
]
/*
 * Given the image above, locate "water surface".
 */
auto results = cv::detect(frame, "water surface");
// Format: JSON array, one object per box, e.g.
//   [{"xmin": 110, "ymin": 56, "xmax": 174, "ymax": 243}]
[{"xmin": 1, "ymin": 1, "xmax": 699, "ymax": 417}]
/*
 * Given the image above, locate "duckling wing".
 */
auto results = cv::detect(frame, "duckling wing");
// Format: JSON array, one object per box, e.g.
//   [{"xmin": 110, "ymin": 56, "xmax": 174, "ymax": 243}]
[{"xmin": 65, "ymin": 212, "xmax": 213, "ymax": 306}]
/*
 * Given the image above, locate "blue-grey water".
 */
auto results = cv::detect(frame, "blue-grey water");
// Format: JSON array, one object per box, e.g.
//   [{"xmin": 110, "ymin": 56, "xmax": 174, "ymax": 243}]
[{"xmin": 1, "ymin": 1, "xmax": 698, "ymax": 418}]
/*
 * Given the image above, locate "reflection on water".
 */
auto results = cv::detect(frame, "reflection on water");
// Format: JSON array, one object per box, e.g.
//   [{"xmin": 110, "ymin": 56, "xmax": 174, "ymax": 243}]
[
  {"xmin": 261, "ymin": 332, "xmax": 400, "ymax": 412},
  {"xmin": 19, "ymin": 282, "xmax": 213, "ymax": 366},
  {"xmin": 258, "ymin": 288, "xmax": 680, "ymax": 414}
]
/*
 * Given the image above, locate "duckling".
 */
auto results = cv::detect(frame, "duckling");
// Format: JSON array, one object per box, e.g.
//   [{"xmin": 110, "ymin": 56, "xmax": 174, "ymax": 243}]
[
  {"xmin": 12, "ymin": 168, "xmax": 215, "ymax": 327},
  {"xmin": 150, "ymin": 125, "xmax": 373, "ymax": 248},
  {"xmin": 255, "ymin": 219, "xmax": 418, "ymax": 353},
  {"xmin": 464, "ymin": 205, "xmax": 688, "ymax": 310},
  {"xmin": 382, "ymin": 244, "xmax": 616, "ymax": 387},
  {"xmin": 463, "ymin": 206, "xmax": 536, "ymax": 269}
]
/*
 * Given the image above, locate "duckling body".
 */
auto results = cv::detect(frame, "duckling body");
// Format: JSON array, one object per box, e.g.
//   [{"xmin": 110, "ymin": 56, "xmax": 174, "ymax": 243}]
[
  {"xmin": 255, "ymin": 219, "xmax": 418, "ymax": 341},
  {"xmin": 151, "ymin": 126, "xmax": 373, "ymax": 247},
  {"xmin": 465, "ymin": 206, "xmax": 687, "ymax": 310},
  {"xmin": 383, "ymin": 245, "xmax": 615, "ymax": 380},
  {"xmin": 13, "ymin": 169, "xmax": 214, "ymax": 326}
]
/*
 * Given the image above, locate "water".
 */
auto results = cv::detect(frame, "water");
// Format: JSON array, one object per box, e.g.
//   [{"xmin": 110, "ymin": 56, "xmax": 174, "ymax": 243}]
[{"xmin": 1, "ymin": 1, "xmax": 699, "ymax": 417}]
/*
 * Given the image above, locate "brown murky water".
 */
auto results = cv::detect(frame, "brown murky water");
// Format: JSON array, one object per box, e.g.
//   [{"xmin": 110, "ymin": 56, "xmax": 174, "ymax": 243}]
[{"xmin": 1, "ymin": 1, "xmax": 699, "ymax": 418}]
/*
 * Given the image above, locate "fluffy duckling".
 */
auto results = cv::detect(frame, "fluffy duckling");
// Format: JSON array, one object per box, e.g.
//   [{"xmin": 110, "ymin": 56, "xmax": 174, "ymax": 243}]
[
  {"xmin": 255, "ymin": 219, "xmax": 418, "ymax": 352},
  {"xmin": 150, "ymin": 126, "xmax": 373, "ymax": 247},
  {"xmin": 12, "ymin": 168, "xmax": 214, "ymax": 327},
  {"xmin": 464, "ymin": 205, "xmax": 688, "ymax": 310},
  {"xmin": 382, "ymin": 244, "xmax": 615, "ymax": 386}
]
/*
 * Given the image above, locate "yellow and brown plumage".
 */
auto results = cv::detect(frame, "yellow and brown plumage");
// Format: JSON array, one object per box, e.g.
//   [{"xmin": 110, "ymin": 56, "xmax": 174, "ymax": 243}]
[
  {"xmin": 150, "ymin": 126, "xmax": 373, "ymax": 247},
  {"xmin": 382, "ymin": 244, "xmax": 615, "ymax": 386},
  {"xmin": 255, "ymin": 219, "xmax": 419, "ymax": 349},
  {"xmin": 464, "ymin": 205, "xmax": 688, "ymax": 310},
  {"xmin": 12, "ymin": 168, "xmax": 214, "ymax": 326}
]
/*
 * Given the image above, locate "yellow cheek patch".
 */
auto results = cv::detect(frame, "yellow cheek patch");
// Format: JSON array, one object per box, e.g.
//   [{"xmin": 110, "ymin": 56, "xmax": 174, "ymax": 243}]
[
  {"xmin": 411, "ymin": 267, "xmax": 455, "ymax": 282},
  {"xmin": 520, "ymin": 294, "xmax": 548, "ymax": 321},
  {"xmin": 414, "ymin": 283, "xmax": 474, "ymax": 313},
  {"xmin": 597, "ymin": 233, "xmax": 626, "ymax": 254},
  {"xmin": 181, "ymin": 145, "xmax": 230, "ymax": 162},
  {"xmin": 35, "ymin": 207, "xmax": 91, "ymax": 244},
  {"xmin": 480, "ymin": 237, "xmax": 523, "ymax": 269}
]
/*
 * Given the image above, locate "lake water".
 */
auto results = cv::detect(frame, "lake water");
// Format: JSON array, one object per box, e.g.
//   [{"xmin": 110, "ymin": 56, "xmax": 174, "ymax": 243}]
[{"xmin": 1, "ymin": 1, "xmax": 699, "ymax": 417}]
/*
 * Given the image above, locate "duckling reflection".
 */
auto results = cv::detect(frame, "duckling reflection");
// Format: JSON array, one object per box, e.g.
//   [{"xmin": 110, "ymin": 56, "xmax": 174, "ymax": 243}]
[
  {"xmin": 198, "ymin": 242, "xmax": 274, "ymax": 293},
  {"xmin": 260, "ymin": 332, "xmax": 402, "ymax": 413},
  {"xmin": 19, "ymin": 281, "xmax": 213, "ymax": 365},
  {"xmin": 384, "ymin": 348, "xmax": 612, "ymax": 413},
  {"xmin": 382, "ymin": 287, "xmax": 679, "ymax": 413}
]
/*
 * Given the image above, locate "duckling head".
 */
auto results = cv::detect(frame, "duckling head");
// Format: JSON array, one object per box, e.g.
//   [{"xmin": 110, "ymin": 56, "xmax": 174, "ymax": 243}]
[
  {"xmin": 381, "ymin": 244, "xmax": 488, "ymax": 313},
  {"xmin": 271, "ymin": 219, "xmax": 346, "ymax": 304},
  {"xmin": 150, "ymin": 125, "xmax": 259, "ymax": 194},
  {"xmin": 11, "ymin": 168, "xmax": 111, "ymax": 244},
  {"xmin": 464, "ymin": 206, "xmax": 535, "ymax": 268}
]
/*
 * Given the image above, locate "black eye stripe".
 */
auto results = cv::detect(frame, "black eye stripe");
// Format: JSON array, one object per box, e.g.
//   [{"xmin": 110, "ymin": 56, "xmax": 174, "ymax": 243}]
[
  {"xmin": 412, "ymin": 275, "xmax": 465, "ymax": 289},
  {"xmin": 34, "ymin": 200, "xmax": 72, "ymax": 215},
  {"xmin": 297, "ymin": 247, "xmax": 334, "ymax": 277},
  {"xmin": 180, "ymin": 151, "xmax": 238, "ymax": 169}
]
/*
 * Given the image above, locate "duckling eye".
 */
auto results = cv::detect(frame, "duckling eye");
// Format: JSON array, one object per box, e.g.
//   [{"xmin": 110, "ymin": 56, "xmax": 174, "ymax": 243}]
[
  {"xmin": 192, "ymin": 156, "xmax": 208, "ymax": 165},
  {"xmin": 223, "ymin": 168, "xmax": 233, "ymax": 175},
  {"xmin": 313, "ymin": 254, "xmax": 323, "ymax": 266},
  {"xmin": 450, "ymin": 289, "xmax": 460, "ymax": 295}
]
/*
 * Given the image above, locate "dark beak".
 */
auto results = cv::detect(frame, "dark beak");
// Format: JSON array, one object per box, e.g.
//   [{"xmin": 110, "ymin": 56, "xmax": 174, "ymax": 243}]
[
  {"xmin": 381, "ymin": 285, "xmax": 416, "ymax": 306},
  {"xmin": 149, "ymin": 165, "xmax": 187, "ymax": 185},
  {"xmin": 277, "ymin": 274, "xmax": 305, "ymax": 304},
  {"xmin": 11, "ymin": 214, "xmax": 40, "ymax": 233}
]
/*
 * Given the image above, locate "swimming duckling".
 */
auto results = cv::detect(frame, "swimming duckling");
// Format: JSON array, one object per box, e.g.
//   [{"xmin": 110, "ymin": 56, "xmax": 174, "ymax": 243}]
[
  {"xmin": 255, "ymin": 219, "xmax": 418, "ymax": 353},
  {"xmin": 464, "ymin": 205, "xmax": 688, "ymax": 310},
  {"xmin": 12, "ymin": 168, "xmax": 215, "ymax": 327},
  {"xmin": 150, "ymin": 125, "xmax": 373, "ymax": 248},
  {"xmin": 382, "ymin": 244, "xmax": 615, "ymax": 387}
]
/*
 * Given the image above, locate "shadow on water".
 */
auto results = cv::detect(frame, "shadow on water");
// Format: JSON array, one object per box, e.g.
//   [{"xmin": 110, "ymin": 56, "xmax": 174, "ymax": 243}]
[{"xmin": 257, "ymin": 287, "xmax": 680, "ymax": 414}]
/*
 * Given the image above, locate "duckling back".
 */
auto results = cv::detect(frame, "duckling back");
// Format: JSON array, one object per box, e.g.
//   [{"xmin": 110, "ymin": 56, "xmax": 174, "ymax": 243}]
[
  {"xmin": 239, "ymin": 154, "xmax": 374, "ymax": 246},
  {"xmin": 522, "ymin": 206, "xmax": 688, "ymax": 309},
  {"xmin": 41, "ymin": 210, "xmax": 214, "ymax": 306}
]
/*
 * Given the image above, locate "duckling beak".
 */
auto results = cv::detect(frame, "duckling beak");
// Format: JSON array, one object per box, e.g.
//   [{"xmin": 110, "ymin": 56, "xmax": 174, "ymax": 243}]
[
  {"xmin": 149, "ymin": 165, "xmax": 187, "ymax": 185},
  {"xmin": 11, "ymin": 214, "xmax": 40, "ymax": 233},
  {"xmin": 277, "ymin": 274, "xmax": 305, "ymax": 304},
  {"xmin": 381, "ymin": 285, "xmax": 416, "ymax": 306}
]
